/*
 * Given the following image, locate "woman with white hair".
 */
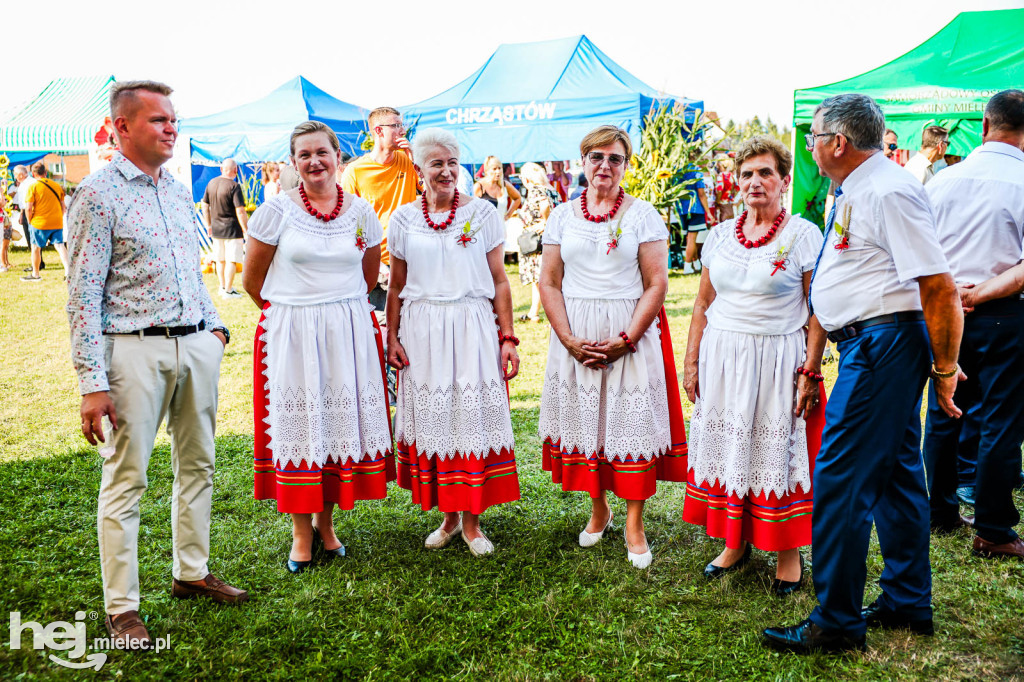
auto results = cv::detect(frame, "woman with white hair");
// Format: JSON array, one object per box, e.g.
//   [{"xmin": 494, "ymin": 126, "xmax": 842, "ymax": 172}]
[
  {"xmin": 517, "ymin": 162, "xmax": 559, "ymax": 322},
  {"xmin": 386, "ymin": 128, "xmax": 521, "ymax": 556}
]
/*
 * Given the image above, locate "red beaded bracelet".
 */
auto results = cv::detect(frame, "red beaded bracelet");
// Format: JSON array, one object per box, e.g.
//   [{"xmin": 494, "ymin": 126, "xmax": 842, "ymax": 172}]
[
  {"xmin": 499, "ymin": 333, "xmax": 520, "ymax": 346},
  {"xmin": 619, "ymin": 331, "xmax": 637, "ymax": 353},
  {"xmin": 796, "ymin": 367, "xmax": 824, "ymax": 382}
]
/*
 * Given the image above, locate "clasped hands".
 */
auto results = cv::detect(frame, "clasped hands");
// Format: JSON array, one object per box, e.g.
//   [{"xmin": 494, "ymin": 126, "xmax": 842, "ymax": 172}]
[{"xmin": 562, "ymin": 335, "xmax": 629, "ymax": 370}]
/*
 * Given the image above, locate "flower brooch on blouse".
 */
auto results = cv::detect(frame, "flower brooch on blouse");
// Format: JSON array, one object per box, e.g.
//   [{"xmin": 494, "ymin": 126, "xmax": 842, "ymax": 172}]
[
  {"xmin": 355, "ymin": 222, "xmax": 367, "ymax": 252},
  {"xmin": 457, "ymin": 219, "xmax": 483, "ymax": 248},
  {"xmin": 605, "ymin": 215, "xmax": 627, "ymax": 255},
  {"xmin": 833, "ymin": 204, "xmax": 852, "ymax": 251},
  {"xmin": 770, "ymin": 234, "xmax": 799, "ymax": 276}
]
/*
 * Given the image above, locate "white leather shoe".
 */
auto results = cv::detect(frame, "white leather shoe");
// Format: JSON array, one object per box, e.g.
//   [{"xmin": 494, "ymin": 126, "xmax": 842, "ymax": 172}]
[
  {"xmin": 424, "ymin": 519, "xmax": 462, "ymax": 549},
  {"xmin": 579, "ymin": 513, "xmax": 614, "ymax": 548},
  {"xmin": 462, "ymin": 530, "xmax": 494, "ymax": 556},
  {"xmin": 626, "ymin": 536, "xmax": 652, "ymax": 569}
]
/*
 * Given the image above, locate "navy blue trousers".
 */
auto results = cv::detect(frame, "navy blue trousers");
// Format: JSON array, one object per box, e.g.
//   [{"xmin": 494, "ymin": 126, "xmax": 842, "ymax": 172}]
[
  {"xmin": 923, "ymin": 300, "xmax": 1024, "ymax": 544},
  {"xmin": 923, "ymin": 367, "xmax": 981, "ymax": 526},
  {"xmin": 810, "ymin": 322, "xmax": 932, "ymax": 635}
]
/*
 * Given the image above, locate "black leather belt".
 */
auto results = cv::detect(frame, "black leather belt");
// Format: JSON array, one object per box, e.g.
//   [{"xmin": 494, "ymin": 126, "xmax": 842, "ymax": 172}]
[
  {"xmin": 133, "ymin": 321, "xmax": 206, "ymax": 337},
  {"xmin": 827, "ymin": 311, "xmax": 924, "ymax": 344}
]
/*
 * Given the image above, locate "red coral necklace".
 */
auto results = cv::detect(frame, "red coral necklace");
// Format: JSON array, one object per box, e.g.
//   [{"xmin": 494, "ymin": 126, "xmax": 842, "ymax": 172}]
[
  {"xmin": 734, "ymin": 208, "xmax": 786, "ymax": 249},
  {"xmin": 299, "ymin": 183, "xmax": 344, "ymax": 222},
  {"xmin": 581, "ymin": 187, "xmax": 624, "ymax": 222},
  {"xmin": 422, "ymin": 189, "xmax": 460, "ymax": 230}
]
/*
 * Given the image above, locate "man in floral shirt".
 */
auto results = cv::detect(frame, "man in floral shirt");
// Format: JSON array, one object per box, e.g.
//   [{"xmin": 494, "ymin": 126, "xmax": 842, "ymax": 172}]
[{"xmin": 66, "ymin": 80, "xmax": 248, "ymax": 650}]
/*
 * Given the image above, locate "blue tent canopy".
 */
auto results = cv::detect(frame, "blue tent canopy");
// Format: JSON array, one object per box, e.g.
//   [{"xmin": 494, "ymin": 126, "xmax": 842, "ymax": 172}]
[
  {"xmin": 181, "ymin": 76, "xmax": 368, "ymax": 164},
  {"xmin": 402, "ymin": 35, "xmax": 702, "ymax": 164}
]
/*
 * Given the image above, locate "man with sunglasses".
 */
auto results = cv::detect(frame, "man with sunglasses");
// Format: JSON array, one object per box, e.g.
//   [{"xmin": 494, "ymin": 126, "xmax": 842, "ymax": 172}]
[
  {"xmin": 904, "ymin": 125, "xmax": 949, "ymax": 185},
  {"xmin": 883, "ymin": 129, "xmax": 899, "ymax": 160},
  {"xmin": 342, "ymin": 107, "xmax": 419, "ymax": 309},
  {"xmin": 764, "ymin": 93, "xmax": 963, "ymax": 654}
]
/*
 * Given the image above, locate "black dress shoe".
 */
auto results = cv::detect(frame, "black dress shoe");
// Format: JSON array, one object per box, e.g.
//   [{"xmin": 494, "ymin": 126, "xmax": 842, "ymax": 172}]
[
  {"xmin": 703, "ymin": 543, "xmax": 751, "ymax": 579},
  {"xmin": 763, "ymin": 619, "xmax": 866, "ymax": 654},
  {"xmin": 312, "ymin": 527, "xmax": 346, "ymax": 559},
  {"xmin": 772, "ymin": 553, "xmax": 804, "ymax": 597},
  {"xmin": 862, "ymin": 600, "xmax": 934, "ymax": 635},
  {"xmin": 286, "ymin": 558, "xmax": 311, "ymax": 574},
  {"xmin": 322, "ymin": 544, "xmax": 346, "ymax": 559},
  {"xmin": 931, "ymin": 514, "xmax": 974, "ymax": 536}
]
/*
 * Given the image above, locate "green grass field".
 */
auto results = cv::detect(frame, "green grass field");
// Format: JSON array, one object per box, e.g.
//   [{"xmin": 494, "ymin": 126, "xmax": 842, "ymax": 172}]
[{"xmin": 1, "ymin": 245, "xmax": 1021, "ymax": 680}]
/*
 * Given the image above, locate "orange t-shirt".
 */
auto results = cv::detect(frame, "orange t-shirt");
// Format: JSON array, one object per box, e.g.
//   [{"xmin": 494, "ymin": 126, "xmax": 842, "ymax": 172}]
[
  {"xmin": 26, "ymin": 178, "xmax": 65, "ymax": 231},
  {"xmin": 341, "ymin": 150, "xmax": 419, "ymax": 265}
]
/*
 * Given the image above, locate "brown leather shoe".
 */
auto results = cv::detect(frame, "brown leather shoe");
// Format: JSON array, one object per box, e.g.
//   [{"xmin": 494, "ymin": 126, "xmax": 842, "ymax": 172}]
[
  {"xmin": 105, "ymin": 610, "xmax": 152, "ymax": 651},
  {"xmin": 972, "ymin": 535, "xmax": 1024, "ymax": 560},
  {"xmin": 172, "ymin": 573, "xmax": 250, "ymax": 604}
]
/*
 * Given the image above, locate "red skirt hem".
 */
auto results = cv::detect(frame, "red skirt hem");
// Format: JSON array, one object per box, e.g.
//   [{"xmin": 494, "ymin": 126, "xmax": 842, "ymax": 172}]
[
  {"xmin": 396, "ymin": 441, "xmax": 520, "ymax": 514},
  {"xmin": 255, "ymin": 454, "xmax": 396, "ymax": 514},
  {"xmin": 542, "ymin": 439, "xmax": 685, "ymax": 500}
]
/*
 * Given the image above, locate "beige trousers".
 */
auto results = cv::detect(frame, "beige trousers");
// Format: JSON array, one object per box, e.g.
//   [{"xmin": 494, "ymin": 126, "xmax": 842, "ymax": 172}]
[{"xmin": 98, "ymin": 330, "xmax": 224, "ymax": 614}]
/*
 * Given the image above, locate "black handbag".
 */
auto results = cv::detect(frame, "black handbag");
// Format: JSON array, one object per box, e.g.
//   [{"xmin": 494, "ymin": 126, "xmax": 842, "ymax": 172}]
[{"xmin": 518, "ymin": 229, "xmax": 542, "ymax": 256}]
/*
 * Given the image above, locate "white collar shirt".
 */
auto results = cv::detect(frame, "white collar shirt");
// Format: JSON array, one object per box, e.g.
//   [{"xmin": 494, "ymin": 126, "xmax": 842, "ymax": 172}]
[
  {"xmin": 15, "ymin": 177, "xmax": 34, "ymax": 207},
  {"xmin": 904, "ymin": 151, "xmax": 936, "ymax": 185},
  {"xmin": 926, "ymin": 141, "xmax": 1024, "ymax": 286},
  {"xmin": 809, "ymin": 152, "xmax": 949, "ymax": 332},
  {"xmin": 66, "ymin": 153, "xmax": 225, "ymax": 394}
]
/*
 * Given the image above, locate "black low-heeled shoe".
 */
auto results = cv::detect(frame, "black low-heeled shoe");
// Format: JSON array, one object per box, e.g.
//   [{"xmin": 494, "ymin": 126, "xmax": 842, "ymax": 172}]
[
  {"xmin": 703, "ymin": 542, "xmax": 752, "ymax": 579},
  {"xmin": 772, "ymin": 552, "xmax": 805, "ymax": 597},
  {"xmin": 312, "ymin": 527, "xmax": 347, "ymax": 559},
  {"xmin": 322, "ymin": 544, "xmax": 346, "ymax": 560},
  {"xmin": 286, "ymin": 558, "xmax": 311, "ymax": 574}
]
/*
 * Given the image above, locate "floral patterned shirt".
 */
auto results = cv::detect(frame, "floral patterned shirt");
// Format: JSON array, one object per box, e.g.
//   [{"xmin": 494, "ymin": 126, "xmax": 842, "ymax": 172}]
[{"xmin": 66, "ymin": 153, "xmax": 225, "ymax": 394}]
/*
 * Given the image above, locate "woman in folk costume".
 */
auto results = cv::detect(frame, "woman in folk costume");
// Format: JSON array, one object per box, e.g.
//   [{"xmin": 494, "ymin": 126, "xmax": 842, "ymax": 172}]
[
  {"xmin": 682, "ymin": 135, "xmax": 827, "ymax": 595},
  {"xmin": 538, "ymin": 125, "xmax": 688, "ymax": 569},
  {"xmin": 244, "ymin": 121, "xmax": 394, "ymax": 574},
  {"xmin": 386, "ymin": 128, "xmax": 521, "ymax": 557}
]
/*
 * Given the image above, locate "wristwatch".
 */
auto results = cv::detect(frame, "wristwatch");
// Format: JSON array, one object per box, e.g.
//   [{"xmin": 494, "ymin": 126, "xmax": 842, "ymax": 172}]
[{"xmin": 211, "ymin": 327, "xmax": 231, "ymax": 345}]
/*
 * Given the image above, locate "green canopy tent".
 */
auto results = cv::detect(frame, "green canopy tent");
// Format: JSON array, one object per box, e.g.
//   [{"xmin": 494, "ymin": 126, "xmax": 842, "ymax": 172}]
[
  {"xmin": 1, "ymin": 75, "xmax": 115, "ymax": 156},
  {"xmin": 791, "ymin": 8, "xmax": 1024, "ymax": 226}
]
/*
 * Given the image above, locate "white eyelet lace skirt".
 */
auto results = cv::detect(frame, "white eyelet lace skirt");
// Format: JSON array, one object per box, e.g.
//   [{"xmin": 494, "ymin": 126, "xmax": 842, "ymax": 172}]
[
  {"xmin": 538, "ymin": 297, "xmax": 671, "ymax": 462},
  {"xmin": 688, "ymin": 326, "xmax": 811, "ymax": 499},
  {"xmin": 259, "ymin": 298, "xmax": 392, "ymax": 469},
  {"xmin": 395, "ymin": 297, "xmax": 514, "ymax": 460}
]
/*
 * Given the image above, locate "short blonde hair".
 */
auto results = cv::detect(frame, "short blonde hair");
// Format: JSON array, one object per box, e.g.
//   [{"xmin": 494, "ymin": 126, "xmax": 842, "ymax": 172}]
[
  {"xmin": 290, "ymin": 121, "xmax": 340, "ymax": 156},
  {"xmin": 734, "ymin": 135, "xmax": 793, "ymax": 178},
  {"xmin": 579, "ymin": 125, "xmax": 633, "ymax": 160},
  {"xmin": 368, "ymin": 106, "xmax": 401, "ymax": 128},
  {"xmin": 110, "ymin": 80, "xmax": 173, "ymax": 119},
  {"xmin": 518, "ymin": 162, "xmax": 548, "ymax": 187}
]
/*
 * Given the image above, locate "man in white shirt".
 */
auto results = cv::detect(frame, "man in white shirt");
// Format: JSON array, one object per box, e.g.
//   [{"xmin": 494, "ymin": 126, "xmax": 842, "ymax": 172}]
[
  {"xmin": 764, "ymin": 94, "xmax": 963, "ymax": 654},
  {"xmin": 922, "ymin": 89, "xmax": 1024, "ymax": 561},
  {"xmin": 903, "ymin": 125, "xmax": 949, "ymax": 184}
]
